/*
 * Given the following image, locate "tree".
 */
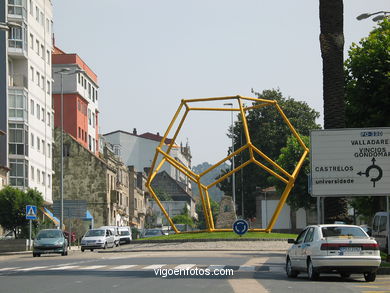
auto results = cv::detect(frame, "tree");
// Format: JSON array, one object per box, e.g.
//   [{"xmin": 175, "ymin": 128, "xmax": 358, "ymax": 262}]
[
  {"xmin": 345, "ymin": 18, "xmax": 390, "ymax": 218},
  {"xmin": 218, "ymin": 88, "xmax": 320, "ymax": 218},
  {"xmin": 172, "ymin": 214, "xmax": 194, "ymax": 227},
  {"xmin": 196, "ymin": 199, "xmax": 219, "ymax": 230},
  {"xmin": 319, "ymin": 0, "xmax": 349, "ymax": 223},
  {"xmin": 269, "ymin": 135, "xmax": 316, "ymax": 230},
  {"xmin": 0, "ymin": 186, "xmax": 44, "ymax": 238},
  {"xmin": 345, "ymin": 18, "xmax": 390, "ymax": 127}
]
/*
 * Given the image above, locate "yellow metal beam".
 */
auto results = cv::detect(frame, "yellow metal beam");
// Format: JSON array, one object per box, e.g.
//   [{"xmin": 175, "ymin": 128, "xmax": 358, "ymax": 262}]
[
  {"xmin": 252, "ymin": 158, "xmax": 289, "ymax": 184},
  {"xmin": 207, "ymin": 160, "xmax": 252, "ymax": 189}
]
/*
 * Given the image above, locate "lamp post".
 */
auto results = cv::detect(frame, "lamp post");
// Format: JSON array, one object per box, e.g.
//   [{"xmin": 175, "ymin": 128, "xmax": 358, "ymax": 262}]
[
  {"xmin": 53, "ymin": 68, "xmax": 83, "ymax": 231},
  {"xmin": 356, "ymin": 11, "xmax": 389, "ymax": 21},
  {"xmin": 223, "ymin": 103, "xmax": 235, "ymax": 210}
]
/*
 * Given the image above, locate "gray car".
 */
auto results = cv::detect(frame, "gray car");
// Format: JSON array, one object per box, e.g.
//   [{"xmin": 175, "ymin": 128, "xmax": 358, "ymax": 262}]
[
  {"xmin": 80, "ymin": 229, "xmax": 115, "ymax": 251},
  {"xmin": 33, "ymin": 229, "xmax": 68, "ymax": 257}
]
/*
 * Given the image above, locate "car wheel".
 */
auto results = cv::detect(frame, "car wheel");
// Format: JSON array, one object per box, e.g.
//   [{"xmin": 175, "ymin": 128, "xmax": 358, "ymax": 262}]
[
  {"xmin": 307, "ymin": 258, "xmax": 319, "ymax": 280},
  {"xmin": 81, "ymin": 248, "xmax": 85, "ymax": 252},
  {"xmin": 286, "ymin": 257, "xmax": 298, "ymax": 278},
  {"xmin": 33, "ymin": 253, "xmax": 37, "ymax": 257},
  {"xmin": 61, "ymin": 246, "xmax": 67, "ymax": 256},
  {"xmin": 36, "ymin": 253, "xmax": 41, "ymax": 257},
  {"xmin": 103, "ymin": 242, "xmax": 107, "ymax": 249},
  {"xmin": 340, "ymin": 273, "xmax": 351, "ymax": 279},
  {"xmin": 90, "ymin": 249, "xmax": 94, "ymax": 252},
  {"xmin": 364, "ymin": 272, "xmax": 376, "ymax": 282}
]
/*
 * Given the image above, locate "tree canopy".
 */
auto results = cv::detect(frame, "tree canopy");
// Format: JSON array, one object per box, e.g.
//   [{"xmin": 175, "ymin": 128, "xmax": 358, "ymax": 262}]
[
  {"xmin": 345, "ymin": 18, "xmax": 390, "ymax": 127},
  {"xmin": 218, "ymin": 89, "xmax": 320, "ymax": 218},
  {"xmin": 0, "ymin": 186, "xmax": 44, "ymax": 237}
]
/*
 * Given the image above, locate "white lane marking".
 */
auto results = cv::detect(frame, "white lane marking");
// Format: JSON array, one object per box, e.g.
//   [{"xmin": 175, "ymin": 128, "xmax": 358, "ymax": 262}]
[
  {"xmin": 0, "ymin": 267, "xmax": 19, "ymax": 271},
  {"xmin": 238, "ymin": 265, "xmax": 256, "ymax": 272},
  {"xmin": 174, "ymin": 264, "xmax": 196, "ymax": 270},
  {"xmin": 78, "ymin": 265, "xmax": 106, "ymax": 270},
  {"xmin": 110, "ymin": 265, "xmax": 138, "ymax": 270},
  {"xmin": 207, "ymin": 265, "xmax": 226, "ymax": 270},
  {"xmin": 49, "ymin": 266, "xmax": 79, "ymax": 270},
  {"xmin": 142, "ymin": 264, "xmax": 166, "ymax": 270},
  {"xmin": 17, "ymin": 266, "xmax": 48, "ymax": 271}
]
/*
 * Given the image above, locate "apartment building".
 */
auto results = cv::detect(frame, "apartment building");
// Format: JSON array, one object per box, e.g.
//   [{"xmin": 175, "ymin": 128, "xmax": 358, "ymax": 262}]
[
  {"xmin": 0, "ymin": 0, "xmax": 54, "ymax": 203},
  {"xmin": 52, "ymin": 46, "xmax": 99, "ymax": 155}
]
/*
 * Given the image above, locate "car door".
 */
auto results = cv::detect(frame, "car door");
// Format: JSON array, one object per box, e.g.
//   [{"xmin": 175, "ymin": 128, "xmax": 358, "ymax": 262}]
[
  {"xmin": 299, "ymin": 227, "xmax": 315, "ymax": 269},
  {"xmin": 289, "ymin": 228, "xmax": 308, "ymax": 268},
  {"xmin": 108, "ymin": 230, "xmax": 115, "ymax": 247}
]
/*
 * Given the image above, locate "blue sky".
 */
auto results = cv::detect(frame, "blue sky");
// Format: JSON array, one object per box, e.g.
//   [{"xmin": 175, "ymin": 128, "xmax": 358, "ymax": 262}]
[{"xmin": 53, "ymin": 0, "xmax": 389, "ymax": 166}]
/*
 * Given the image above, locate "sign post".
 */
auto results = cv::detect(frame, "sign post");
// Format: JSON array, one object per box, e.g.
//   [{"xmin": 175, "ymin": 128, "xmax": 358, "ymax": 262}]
[{"xmin": 26, "ymin": 205, "xmax": 37, "ymax": 250}]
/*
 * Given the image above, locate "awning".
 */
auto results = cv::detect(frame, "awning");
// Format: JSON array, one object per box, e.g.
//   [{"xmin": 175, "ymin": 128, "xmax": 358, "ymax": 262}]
[
  {"xmin": 41, "ymin": 207, "xmax": 60, "ymax": 226},
  {"xmin": 83, "ymin": 210, "xmax": 93, "ymax": 221}
]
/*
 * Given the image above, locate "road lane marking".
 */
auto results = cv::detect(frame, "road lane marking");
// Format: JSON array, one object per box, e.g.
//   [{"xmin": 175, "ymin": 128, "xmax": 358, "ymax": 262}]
[
  {"xmin": 49, "ymin": 266, "xmax": 79, "ymax": 270},
  {"xmin": 238, "ymin": 266, "xmax": 256, "ymax": 272},
  {"xmin": 0, "ymin": 267, "xmax": 19, "ymax": 271},
  {"xmin": 174, "ymin": 264, "xmax": 196, "ymax": 270},
  {"xmin": 110, "ymin": 265, "xmax": 138, "ymax": 270},
  {"xmin": 78, "ymin": 265, "xmax": 106, "ymax": 270},
  {"xmin": 207, "ymin": 265, "xmax": 226, "ymax": 270},
  {"xmin": 17, "ymin": 266, "xmax": 47, "ymax": 271},
  {"xmin": 142, "ymin": 264, "xmax": 166, "ymax": 270}
]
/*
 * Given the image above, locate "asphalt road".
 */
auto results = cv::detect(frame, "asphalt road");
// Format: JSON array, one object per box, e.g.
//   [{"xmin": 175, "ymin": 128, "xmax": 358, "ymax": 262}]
[{"xmin": 0, "ymin": 248, "xmax": 389, "ymax": 293}]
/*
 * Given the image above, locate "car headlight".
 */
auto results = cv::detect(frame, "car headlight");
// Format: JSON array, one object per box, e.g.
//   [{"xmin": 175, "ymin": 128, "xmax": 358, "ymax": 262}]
[
  {"xmin": 96, "ymin": 240, "xmax": 103, "ymax": 243},
  {"xmin": 33, "ymin": 241, "xmax": 39, "ymax": 247},
  {"xmin": 55, "ymin": 240, "xmax": 63, "ymax": 246}
]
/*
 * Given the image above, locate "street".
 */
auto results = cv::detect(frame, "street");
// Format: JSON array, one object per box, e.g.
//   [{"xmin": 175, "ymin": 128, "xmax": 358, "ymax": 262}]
[{"xmin": 0, "ymin": 247, "xmax": 389, "ymax": 293}]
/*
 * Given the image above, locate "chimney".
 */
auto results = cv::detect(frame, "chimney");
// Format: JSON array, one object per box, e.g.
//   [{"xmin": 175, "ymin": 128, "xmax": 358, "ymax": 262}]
[
  {"xmin": 133, "ymin": 128, "xmax": 137, "ymax": 135},
  {"xmin": 157, "ymin": 132, "xmax": 160, "ymax": 136}
]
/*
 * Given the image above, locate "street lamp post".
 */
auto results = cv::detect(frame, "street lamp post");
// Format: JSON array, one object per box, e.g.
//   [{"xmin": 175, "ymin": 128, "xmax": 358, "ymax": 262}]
[{"xmin": 223, "ymin": 103, "xmax": 235, "ymax": 209}]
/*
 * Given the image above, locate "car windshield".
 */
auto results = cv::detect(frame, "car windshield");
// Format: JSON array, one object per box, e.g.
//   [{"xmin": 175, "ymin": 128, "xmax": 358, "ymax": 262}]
[
  {"xmin": 85, "ymin": 230, "xmax": 105, "ymax": 237},
  {"xmin": 120, "ymin": 231, "xmax": 130, "ymax": 236},
  {"xmin": 37, "ymin": 230, "xmax": 62, "ymax": 239},
  {"xmin": 145, "ymin": 230, "xmax": 161, "ymax": 236},
  {"xmin": 321, "ymin": 226, "xmax": 367, "ymax": 238}
]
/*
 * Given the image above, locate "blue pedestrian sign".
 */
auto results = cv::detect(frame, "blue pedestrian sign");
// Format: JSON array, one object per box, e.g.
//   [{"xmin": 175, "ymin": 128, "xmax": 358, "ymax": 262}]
[
  {"xmin": 233, "ymin": 219, "xmax": 249, "ymax": 236},
  {"xmin": 26, "ymin": 205, "xmax": 37, "ymax": 220}
]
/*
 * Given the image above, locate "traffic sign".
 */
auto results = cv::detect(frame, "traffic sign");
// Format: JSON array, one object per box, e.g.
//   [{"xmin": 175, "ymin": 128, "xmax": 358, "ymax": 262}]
[
  {"xmin": 310, "ymin": 128, "xmax": 390, "ymax": 196},
  {"xmin": 26, "ymin": 205, "xmax": 37, "ymax": 220},
  {"xmin": 233, "ymin": 219, "xmax": 249, "ymax": 236}
]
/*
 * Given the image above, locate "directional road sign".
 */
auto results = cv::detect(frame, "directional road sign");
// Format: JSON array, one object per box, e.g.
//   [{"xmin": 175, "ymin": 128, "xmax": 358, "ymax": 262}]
[
  {"xmin": 233, "ymin": 219, "xmax": 249, "ymax": 236},
  {"xmin": 26, "ymin": 205, "xmax": 37, "ymax": 220}
]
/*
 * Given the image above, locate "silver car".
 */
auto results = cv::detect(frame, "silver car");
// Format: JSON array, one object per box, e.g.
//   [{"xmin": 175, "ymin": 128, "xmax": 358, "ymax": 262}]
[
  {"xmin": 286, "ymin": 224, "xmax": 381, "ymax": 282},
  {"xmin": 80, "ymin": 229, "xmax": 115, "ymax": 252}
]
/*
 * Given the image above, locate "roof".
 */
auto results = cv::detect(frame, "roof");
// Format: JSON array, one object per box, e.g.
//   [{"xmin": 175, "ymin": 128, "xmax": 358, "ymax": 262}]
[{"xmin": 104, "ymin": 130, "xmax": 175, "ymax": 145}]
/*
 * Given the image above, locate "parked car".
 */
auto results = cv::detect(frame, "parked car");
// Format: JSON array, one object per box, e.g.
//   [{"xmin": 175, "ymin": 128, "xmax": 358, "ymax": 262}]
[
  {"xmin": 141, "ymin": 229, "xmax": 167, "ymax": 238},
  {"xmin": 80, "ymin": 228, "xmax": 115, "ymax": 252},
  {"xmin": 0, "ymin": 230, "xmax": 15, "ymax": 240},
  {"xmin": 33, "ymin": 229, "xmax": 68, "ymax": 257},
  {"xmin": 99, "ymin": 226, "xmax": 120, "ymax": 247},
  {"xmin": 286, "ymin": 224, "xmax": 381, "ymax": 282},
  {"xmin": 118, "ymin": 226, "xmax": 132, "ymax": 244},
  {"xmin": 371, "ymin": 212, "xmax": 389, "ymax": 251}
]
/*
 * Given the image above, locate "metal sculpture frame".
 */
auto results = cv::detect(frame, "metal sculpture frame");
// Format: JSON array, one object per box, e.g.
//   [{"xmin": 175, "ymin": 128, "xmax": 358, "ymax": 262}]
[{"xmin": 146, "ymin": 95, "xmax": 309, "ymax": 234}]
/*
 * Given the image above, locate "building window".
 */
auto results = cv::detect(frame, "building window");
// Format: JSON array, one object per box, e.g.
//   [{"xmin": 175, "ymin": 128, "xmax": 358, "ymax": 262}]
[
  {"xmin": 78, "ymin": 73, "xmax": 81, "ymax": 84},
  {"xmin": 92, "ymin": 139, "xmax": 95, "ymax": 152},
  {"xmin": 88, "ymin": 83, "xmax": 91, "ymax": 99},
  {"xmin": 88, "ymin": 109, "xmax": 91, "ymax": 125},
  {"xmin": 29, "ymin": 0, "xmax": 33, "ymax": 15},
  {"xmin": 41, "ymin": 108, "xmax": 44, "ymax": 122},
  {"xmin": 47, "ymin": 112, "xmax": 50, "ymax": 126},
  {"xmin": 31, "ymin": 166, "xmax": 34, "ymax": 181},
  {"xmin": 30, "ymin": 133, "xmax": 34, "ymax": 148},
  {"xmin": 8, "ymin": 123, "xmax": 28, "ymax": 156},
  {"xmin": 30, "ymin": 66, "xmax": 34, "ymax": 82},
  {"xmin": 30, "ymin": 99, "xmax": 34, "ymax": 115},
  {"xmin": 47, "ymin": 80, "xmax": 50, "ymax": 94},
  {"xmin": 9, "ymin": 26, "xmax": 23, "ymax": 49},
  {"xmin": 92, "ymin": 113, "xmax": 95, "ymax": 128},
  {"xmin": 8, "ymin": 0, "xmax": 26, "ymax": 17},
  {"xmin": 42, "ymin": 139, "xmax": 45, "ymax": 155},
  {"xmin": 46, "ymin": 50, "xmax": 50, "ymax": 64},
  {"xmin": 36, "ymin": 136, "xmax": 40, "ymax": 151},
  {"xmin": 36, "ymin": 168, "xmax": 40, "ymax": 183},
  {"xmin": 47, "ymin": 143, "xmax": 50, "ymax": 157},
  {"xmin": 40, "ymin": 44, "xmax": 44, "ymax": 59},
  {"xmin": 42, "ymin": 171, "xmax": 45, "ymax": 185},
  {"xmin": 9, "ymin": 159, "xmax": 28, "ymax": 188},
  {"xmin": 36, "ymin": 71, "xmax": 40, "ymax": 86},
  {"xmin": 78, "ymin": 127, "xmax": 81, "ymax": 138},
  {"xmin": 47, "ymin": 174, "xmax": 51, "ymax": 188},
  {"xmin": 8, "ymin": 89, "xmax": 28, "ymax": 120},
  {"xmin": 35, "ymin": 6, "xmax": 39, "ymax": 21},
  {"xmin": 29, "ymin": 33, "xmax": 33, "ymax": 49},
  {"xmin": 35, "ymin": 39, "xmax": 39, "ymax": 55},
  {"xmin": 88, "ymin": 135, "xmax": 91, "ymax": 150},
  {"xmin": 63, "ymin": 144, "xmax": 70, "ymax": 157},
  {"xmin": 40, "ymin": 11, "xmax": 44, "ymax": 25},
  {"xmin": 41, "ymin": 75, "xmax": 44, "ymax": 90},
  {"xmin": 36, "ymin": 104, "xmax": 40, "ymax": 120}
]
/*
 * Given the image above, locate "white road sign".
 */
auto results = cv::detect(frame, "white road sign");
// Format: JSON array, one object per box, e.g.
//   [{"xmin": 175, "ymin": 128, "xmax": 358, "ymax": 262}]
[{"xmin": 310, "ymin": 128, "xmax": 390, "ymax": 196}]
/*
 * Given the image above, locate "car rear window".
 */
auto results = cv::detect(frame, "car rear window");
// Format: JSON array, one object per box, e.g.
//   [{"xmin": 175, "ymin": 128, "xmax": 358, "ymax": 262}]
[{"xmin": 321, "ymin": 226, "xmax": 367, "ymax": 238}]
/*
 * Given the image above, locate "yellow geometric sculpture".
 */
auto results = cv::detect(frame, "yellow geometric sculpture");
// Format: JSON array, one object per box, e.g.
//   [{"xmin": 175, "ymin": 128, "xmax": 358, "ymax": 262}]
[{"xmin": 146, "ymin": 95, "xmax": 309, "ymax": 234}]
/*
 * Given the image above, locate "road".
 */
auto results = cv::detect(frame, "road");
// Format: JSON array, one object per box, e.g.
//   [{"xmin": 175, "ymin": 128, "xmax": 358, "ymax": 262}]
[{"xmin": 0, "ymin": 248, "xmax": 389, "ymax": 293}]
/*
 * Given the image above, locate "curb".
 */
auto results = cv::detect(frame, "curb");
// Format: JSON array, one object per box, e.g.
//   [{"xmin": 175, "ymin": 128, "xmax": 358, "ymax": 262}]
[
  {"xmin": 378, "ymin": 267, "xmax": 390, "ymax": 275},
  {"xmin": 132, "ymin": 238, "xmax": 291, "ymax": 244}
]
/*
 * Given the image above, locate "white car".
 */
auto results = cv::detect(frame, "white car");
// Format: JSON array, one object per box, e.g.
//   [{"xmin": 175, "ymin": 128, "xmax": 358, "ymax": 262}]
[
  {"xmin": 80, "ymin": 229, "xmax": 115, "ymax": 252},
  {"xmin": 286, "ymin": 224, "xmax": 381, "ymax": 282},
  {"xmin": 99, "ymin": 226, "xmax": 120, "ymax": 247}
]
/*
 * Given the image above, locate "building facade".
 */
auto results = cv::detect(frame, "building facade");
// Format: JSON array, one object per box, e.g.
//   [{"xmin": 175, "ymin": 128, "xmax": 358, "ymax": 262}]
[
  {"xmin": 0, "ymin": 0, "xmax": 54, "ymax": 203},
  {"xmin": 0, "ymin": 130, "xmax": 9, "ymax": 189},
  {"xmin": 103, "ymin": 129, "xmax": 192, "ymax": 193},
  {"xmin": 52, "ymin": 46, "xmax": 99, "ymax": 155},
  {"xmin": 128, "ymin": 165, "xmax": 148, "ymax": 229}
]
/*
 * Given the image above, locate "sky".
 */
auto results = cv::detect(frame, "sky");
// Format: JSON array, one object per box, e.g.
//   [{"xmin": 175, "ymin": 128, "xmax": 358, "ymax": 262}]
[{"xmin": 53, "ymin": 0, "xmax": 389, "ymax": 166}]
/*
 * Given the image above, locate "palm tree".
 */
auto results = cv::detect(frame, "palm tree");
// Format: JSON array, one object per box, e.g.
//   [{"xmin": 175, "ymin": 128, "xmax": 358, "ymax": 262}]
[{"xmin": 319, "ymin": 0, "xmax": 349, "ymax": 223}]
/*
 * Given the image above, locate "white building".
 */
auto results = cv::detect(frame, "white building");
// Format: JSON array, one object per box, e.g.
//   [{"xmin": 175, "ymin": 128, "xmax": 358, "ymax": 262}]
[
  {"xmin": 103, "ymin": 129, "xmax": 192, "ymax": 192},
  {"xmin": 2, "ymin": 0, "xmax": 54, "ymax": 203}
]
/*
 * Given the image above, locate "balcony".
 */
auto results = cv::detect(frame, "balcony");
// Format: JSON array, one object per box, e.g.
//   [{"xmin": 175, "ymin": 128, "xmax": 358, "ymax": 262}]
[
  {"xmin": 9, "ymin": 74, "xmax": 28, "ymax": 89},
  {"xmin": 8, "ymin": 25, "xmax": 28, "ymax": 58},
  {"xmin": 7, "ymin": 2, "xmax": 27, "ymax": 21}
]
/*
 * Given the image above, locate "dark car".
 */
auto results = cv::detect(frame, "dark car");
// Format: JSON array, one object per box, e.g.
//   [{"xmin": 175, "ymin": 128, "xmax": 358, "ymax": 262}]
[
  {"xmin": 141, "ymin": 229, "xmax": 167, "ymax": 238},
  {"xmin": 33, "ymin": 229, "xmax": 68, "ymax": 257}
]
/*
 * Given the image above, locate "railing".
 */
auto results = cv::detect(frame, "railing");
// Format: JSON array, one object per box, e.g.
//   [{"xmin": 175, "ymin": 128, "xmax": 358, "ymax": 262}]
[{"xmin": 9, "ymin": 74, "xmax": 28, "ymax": 88}]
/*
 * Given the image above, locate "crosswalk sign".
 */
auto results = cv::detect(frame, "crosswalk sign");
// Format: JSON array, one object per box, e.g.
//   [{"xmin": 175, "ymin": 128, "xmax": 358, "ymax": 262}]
[{"xmin": 26, "ymin": 205, "xmax": 37, "ymax": 220}]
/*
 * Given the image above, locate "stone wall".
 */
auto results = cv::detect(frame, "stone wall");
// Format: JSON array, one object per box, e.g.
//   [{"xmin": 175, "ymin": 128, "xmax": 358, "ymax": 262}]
[
  {"xmin": 215, "ymin": 196, "xmax": 237, "ymax": 229},
  {"xmin": 0, "ymin": 239, "xmax": 28, "ymax": 252}
]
